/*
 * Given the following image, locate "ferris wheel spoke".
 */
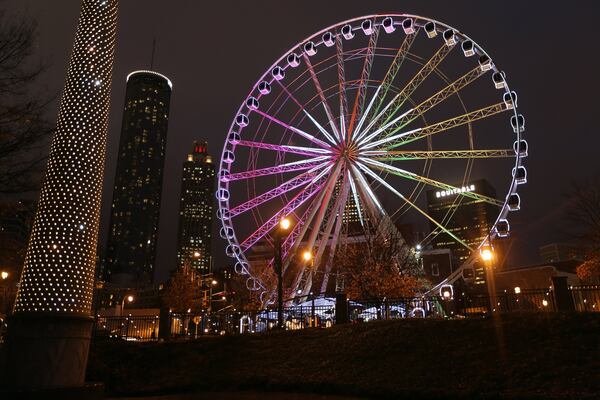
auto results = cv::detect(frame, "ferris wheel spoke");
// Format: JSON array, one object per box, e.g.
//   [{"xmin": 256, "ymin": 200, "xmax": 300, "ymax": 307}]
[
  {"xmin": 226, "ymin": 156, "xmax": 330, "ymax": 181},
  {"xmin": 349, "ymin": 164, "xmax": 384, "ymax": 216},
  {"xmin": 303, "ymin": 53, "xmax": 343, "ymax": 142},
  {"xmin": 348, "ymin": 169, "xmax": 365, "ymax": 227},
  {"xmin": 350, "ymin": 84, "xmax": 381, "ymax": 144},
  {"xmin": 384, "ymin": 102, "xmax": 511, "ymax": 150},
  {"xmin": 336, "ymin": 34, "xmax": 349, "ymax": 136},
  {"xmin": 369, "ymin": 29, "xmax": 419, "ymax": 119},
  {"xmin": 239, "ymin": 175, "xmax": 329, "ymax": 252},
  {"xmin": 356, "ymin": 42, "xmax": 456, "ymax": 141},
  {"xmin": 237, "ymin": 140, "xmax": 331, "ymax": 157},
  {"xmin": 355, "ymin": 161, "xmax": 474, "ymax": 252},
  {"xmin": 273, "ymin": 79, "xmax": 338, "ymax": 146},
  {"xmin": 356, "ymin": 111, "xmax": 416, "ymax": 148},
  {"xmin": 369, "ymin": 66, "xmax": 487, "ymax": 143},
  {"xmin": 252, "ymin": 108, "xmax": 331, "ymax": 149},
  {"xmin": 229, "ymin": 168, "xmax": 326, "ymax": 217},
  {"xmin": 358, "ymin": 157, "xmax": 503, "ymax": 206},
  {"xmin": 302, "ymin": 110, "xmax": 338, "ymax": 145},
  {"xmin": 366, "ymin": 149, "xmax": 515, "ymax": 161},
  {"xmin": 380, "ymin": 43, "xmax": 457, "ymax": 127},
  {"xmin": 347, "ymin": 23, "xmax": 380, "ymax": 141}
]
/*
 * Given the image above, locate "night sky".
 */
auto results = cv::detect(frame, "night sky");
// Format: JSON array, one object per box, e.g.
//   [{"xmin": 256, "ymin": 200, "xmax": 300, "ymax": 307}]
[{"xmin": 4, "ymin": 0, "xmax": 600, "ymax": 282}]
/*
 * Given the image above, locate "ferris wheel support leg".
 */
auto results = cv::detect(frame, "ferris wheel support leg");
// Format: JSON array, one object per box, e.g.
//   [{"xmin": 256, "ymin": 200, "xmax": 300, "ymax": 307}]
[
  {"xmin": 290, "ymin": 163, "xmax": 342, "ymax": 297},
  {"xmin": 318, "ymin": 170, "xmax": 351, "ymax": 294}
]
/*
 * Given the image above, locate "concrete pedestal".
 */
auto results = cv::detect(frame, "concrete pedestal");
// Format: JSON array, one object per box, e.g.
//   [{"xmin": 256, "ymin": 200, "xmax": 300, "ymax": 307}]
[{"xmin": 0, "ymin": 313, "xmax": 94, "ymax": 390}]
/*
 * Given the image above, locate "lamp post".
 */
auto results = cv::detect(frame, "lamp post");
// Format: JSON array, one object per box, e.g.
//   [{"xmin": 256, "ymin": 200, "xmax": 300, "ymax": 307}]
[
  {"xmin": 0, "ymin": 271, "xmax": 9, "ymax": 317},
  {"xmin": 480, "ymin": 244, "xmax": 498, "ymax": 313},
  {"xmin": 275, "ymin": 217, "xmax": 291, "ymax": 329},
  {"xmin": 120, "ymin": 294, "xmax": 134, "ymax": 316}
]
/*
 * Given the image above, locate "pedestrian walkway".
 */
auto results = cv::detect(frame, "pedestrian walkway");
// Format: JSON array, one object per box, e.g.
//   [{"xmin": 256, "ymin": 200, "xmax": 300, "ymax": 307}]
[{"xmin": 109, "ymin": 392, "xmax": 364, "ymax": 400}]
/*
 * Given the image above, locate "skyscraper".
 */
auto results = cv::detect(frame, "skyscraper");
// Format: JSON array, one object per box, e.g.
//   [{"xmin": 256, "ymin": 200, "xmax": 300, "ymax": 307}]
[
  {"xmin": 104, "ymin": 70, "xmax": 172, "ymax": 286},
  {"xmin": 176, "ymin": 141, "xmax": 216, "ymax": 273},
  {"xmin": 426, "ymin": 179, "xmax": 499, "ymax": 287}
]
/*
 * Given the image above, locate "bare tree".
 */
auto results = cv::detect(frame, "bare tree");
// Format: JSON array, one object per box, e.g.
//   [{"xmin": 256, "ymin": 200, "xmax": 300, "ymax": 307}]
[
  {"xmin": 0, "ymin": 12, "xmax": 52, "ymax": 194},
  {"xmin": 334, "ymin": 223, "xmax": 428, "ymax": 300},
  {"xmin": 567, "ymin": 178, "xmax": 600, "ymax": 283}
]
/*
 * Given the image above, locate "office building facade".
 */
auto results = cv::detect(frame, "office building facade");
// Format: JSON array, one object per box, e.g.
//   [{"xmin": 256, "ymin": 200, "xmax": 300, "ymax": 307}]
[
  {"xmin": 176, "ymin": 141, "xmax": 216, "ymax": 273},
  {"xmin": 426, "ymin": 179, "xmax": 499, "ymax": 287},
  {"xmin": 105, "ymin": 70, "xmax": 172, "ymax": 286}
]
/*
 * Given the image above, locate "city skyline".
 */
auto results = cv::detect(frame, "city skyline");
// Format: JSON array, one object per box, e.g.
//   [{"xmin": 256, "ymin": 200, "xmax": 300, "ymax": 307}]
[{"xmin": 4, "ymin": 0, "xmax": 600, "ymax": 282}]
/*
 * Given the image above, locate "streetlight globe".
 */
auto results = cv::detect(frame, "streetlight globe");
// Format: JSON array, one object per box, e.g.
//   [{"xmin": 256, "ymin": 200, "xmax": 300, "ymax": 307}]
[
  {"xmin": 212, "ymin": 279, "xmax": 218, "ymax": 285},
  {"xmin": 1, "ymin": 271, "xmax": 8, "ymax": 280},
  {"xmin": 480, "ymin": 246, "xmax": 494, "ymax": 262},
  {"xmin": 279, "ymin": 217, "xmax": 291, "ymax": 231},
  {"xmin": 302, "ymin": 250, "xmax": 313, "ymax": 262},
  {"xmin": 126, "ymin": 295, "xmax": 134, "ymax": 303},
  {"xmin": 514, "ymin": 286, "xmax": 521, "ymax": 294}
]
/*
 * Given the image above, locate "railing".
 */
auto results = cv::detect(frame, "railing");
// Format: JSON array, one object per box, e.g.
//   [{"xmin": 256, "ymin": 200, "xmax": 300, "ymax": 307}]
[
  {"xmin": 571, "ymin": 285, "xmax": 600, "ymax": 312},
  {"xmin": 90, "ymin": 286, "xmax": 600, "ymax": 342},
  {"xmin": 93, "ymin": 315, "xmax": 160, "ymax": 342},
  {"xmin": 169, "ymin": 305, "xmax": 335, "ymax": 338}
]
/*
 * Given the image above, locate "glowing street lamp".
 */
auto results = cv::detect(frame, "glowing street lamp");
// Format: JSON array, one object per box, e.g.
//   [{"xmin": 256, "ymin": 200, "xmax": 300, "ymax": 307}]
[
  {"xmin": 275, "ymin": 216, "xmax": 293, "ymax": 329},
  {"xmin": 480, "ymin": 245, "xmax": 494, "ymax": 262},
  {"xmin": 1, "ymin": 271, "xmax": 8, "ymax": 280},
  {"xmin": 302, "ymin": 250, "xmax": 313, "ymax": 262},
  {"xmin": 514, "ymin": 286, "xmax": 521, "ymax": 294},
  {"xmin": 279, "ymin": 217, "xmax": 291, "ymax": 231}
]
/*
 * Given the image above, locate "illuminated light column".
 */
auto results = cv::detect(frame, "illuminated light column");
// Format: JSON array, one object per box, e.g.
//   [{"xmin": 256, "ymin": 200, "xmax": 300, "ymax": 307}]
[{"xmin": 1, "ymin": 0, "xmax": 117, "ymax": 390}]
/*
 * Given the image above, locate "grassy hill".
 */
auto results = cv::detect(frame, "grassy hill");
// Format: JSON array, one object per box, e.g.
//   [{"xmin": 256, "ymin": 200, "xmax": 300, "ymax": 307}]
[{"xmin": 87, "ymin": 313, "xmax": 600, "ymax": 399}]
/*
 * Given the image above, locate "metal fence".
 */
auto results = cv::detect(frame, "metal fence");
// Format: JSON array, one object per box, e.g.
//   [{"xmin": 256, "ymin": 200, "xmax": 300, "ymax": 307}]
[
  {"xmin": 169, "ymin": 305, "xmax": 335, "ymax": 338},
  {"xmin": 571, "ymin": 285, "xmax": 600, "ymax": 312},
  {"xmin": 91, "ymin": 286, "xmax": 600, "ymax": 342},
  {"xmin": 94, "ymin": 315, "xmax": 160, "ymax": 342}
]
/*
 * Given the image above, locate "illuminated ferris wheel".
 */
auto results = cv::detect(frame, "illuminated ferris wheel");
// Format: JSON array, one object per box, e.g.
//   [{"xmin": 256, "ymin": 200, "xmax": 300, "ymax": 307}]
[{"xmin": 217, "ymin": 14, "xmax": 527, "ymax": 302}]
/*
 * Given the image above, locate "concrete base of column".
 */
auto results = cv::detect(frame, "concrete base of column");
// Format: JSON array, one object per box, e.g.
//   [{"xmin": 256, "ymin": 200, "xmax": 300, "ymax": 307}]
[{"xmin": 0, "ymin": 313, "xmax": 96, "ymax": 392}]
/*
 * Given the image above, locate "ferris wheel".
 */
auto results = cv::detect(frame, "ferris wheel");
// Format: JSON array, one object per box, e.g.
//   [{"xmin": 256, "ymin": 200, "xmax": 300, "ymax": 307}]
[{"xmin": 217, "ymin": 14, "xmax": 527, "ymax": 302}]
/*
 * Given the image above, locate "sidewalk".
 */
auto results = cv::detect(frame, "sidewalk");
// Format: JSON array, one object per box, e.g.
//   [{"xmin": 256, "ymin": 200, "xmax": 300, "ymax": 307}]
[{"xmin": 109, "ymin": 392, "xmax": 365, "ymax": 400}]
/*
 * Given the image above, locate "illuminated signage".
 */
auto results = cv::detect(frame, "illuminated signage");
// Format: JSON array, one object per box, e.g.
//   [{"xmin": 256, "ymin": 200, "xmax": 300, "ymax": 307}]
[{"xmin": 436, "ymin": 184, "xmax": 475, "ymax": 198}]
